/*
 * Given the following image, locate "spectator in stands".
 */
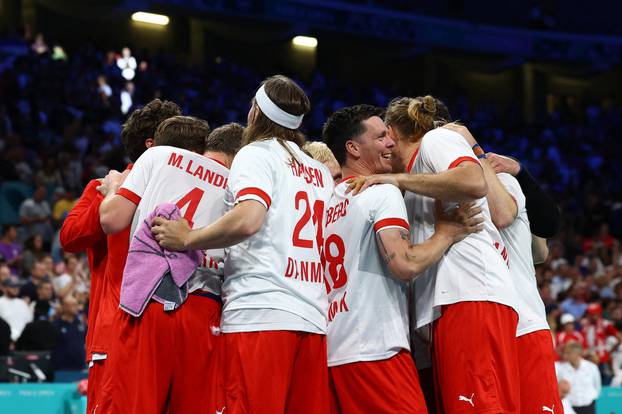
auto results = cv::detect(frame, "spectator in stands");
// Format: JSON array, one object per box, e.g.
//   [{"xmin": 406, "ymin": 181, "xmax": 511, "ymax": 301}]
[
  {"xmin": 117, "ymin": 47, "xmax": 137, "ymax": 81},
  {"xmin": 97, "ymin": 75, "xmax": 112, "ymax": 106},
  {"xmin": 559, "ymin": 379, "xmax": 576, "ymax": 414},
  {"xmin": 581, "ymin": 302, "xmax": 622, "ymax": 365},
  {"xmin": 0, "ymin": 225, "xmax": 22, "ymax": 275},
  {"xmin": 53, "ymin": 254, "xmax": 87, "ymax": 299},
  {"xmin": 19, "ymin": 185, "xmax": 53, "ymax": 244},
  {"xmin": 120, "ymin": 81, "xmax": 135, "ymax": 115},
  {"xmin": 557, "ymin": 313, "xmax": 587, "ymax": 349},
  {"xmin": 36, "ymin": 159, "xmax": 63, "ymax": 189},
  {"xmin": 0, "ymin": 276, "xmax": 33, "ymax": 342},
  {"xmin": 52, "ymin": 188, "xmax": 76, "ymax": 223},
  {"xmin": 556, "ymin": 341, "xmax": 602, "ymax": 414},
  {"xmin": 16, "ymin": 297, "xmax": 57, "ymax": 352},
  {"xmin": 31, "ymin": 278, "xmax": 55, "ymax": 319},
  {"xmin": 52, "ymin": 295, "xmax": 86, "ymax": 370},
  {"xmin": 19, "ymin": 261, "xmax": 49, "ymax": 303},
  {"xmin": 0, "ymin": 264, "xmax": 10, "ymax": 290},
  {"xmin": 21, "ymin": 235, "xmax": 45, "ymax": 276},
  {"xmin": 31, "ymin": 33, "xmax": 48, "ymax": 55},
  {"xmin": 561, "ymin": 283, "xmax": 589, "ymax": 320}
]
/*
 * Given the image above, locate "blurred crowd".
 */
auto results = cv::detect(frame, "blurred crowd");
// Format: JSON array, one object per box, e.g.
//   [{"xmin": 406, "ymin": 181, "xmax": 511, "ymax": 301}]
[{"xmin": 0, "ymin": 33, "xmax": 621, "ymax": 391}]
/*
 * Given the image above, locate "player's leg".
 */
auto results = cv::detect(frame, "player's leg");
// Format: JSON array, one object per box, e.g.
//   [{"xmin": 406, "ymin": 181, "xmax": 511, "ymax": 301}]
[
  {"xmin": 329, "ymin": 350, "xmax": 428, "ymax": 414},
  {"xmin": 85, "ymin": 359, "xmax": 102, "ymax": 414},
  {"xmin": 109, "ymin": 305, "xmax": 174, "ymax": 414},
  {"xmin": 433, "ymin": 301, "xmax": 520, "ymax": 414},
  {"xmin": 222, "ymin": 331, "xmax": 298, "ymax": 414},
  {"xmin": 285, "ymin": 333, "xmax": 330, "ymax": 414},
  {"xmin": 517, "ymin": 330, "xmax": 563, "ymax": 414},
  {"xmin": 169, "ymin": 293, "xmax": 223, "ymax": 414}
]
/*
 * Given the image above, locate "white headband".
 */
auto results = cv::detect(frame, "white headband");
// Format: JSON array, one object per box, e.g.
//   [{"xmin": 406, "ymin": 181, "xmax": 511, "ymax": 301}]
[{"xmin": 254, "ymin": 84, "xmax": 304, "ymax": 129}]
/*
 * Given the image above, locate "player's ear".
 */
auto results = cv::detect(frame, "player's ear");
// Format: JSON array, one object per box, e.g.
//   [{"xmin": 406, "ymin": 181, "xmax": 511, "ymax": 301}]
[
  {"xmin": 145, "ymin": 138, "xmax": 154, "ymax": 149},
  {"xmin": 345, "ymin": 139, "xmax": 360, "ymax": 159}
]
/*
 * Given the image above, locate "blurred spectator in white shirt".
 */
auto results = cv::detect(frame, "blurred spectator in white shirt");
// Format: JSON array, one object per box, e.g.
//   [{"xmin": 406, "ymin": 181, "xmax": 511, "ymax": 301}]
[
  {"xmin": 556, "ymin": 341, "xmax": 601, "ymax": 414},
  {"xmin": 116, "ymin": 47, "xmax": 137, "ymax": 81},
  {"xmin": 0, "ymin": 276, "xmax": 33, "ymax": 341},
  {"xmin": 120, "ymin": 82, "xmax": 134, "ymax": 115},
  {"xmin": 559, "ymin": 379, "xmax": 577, "ymax": 414}
]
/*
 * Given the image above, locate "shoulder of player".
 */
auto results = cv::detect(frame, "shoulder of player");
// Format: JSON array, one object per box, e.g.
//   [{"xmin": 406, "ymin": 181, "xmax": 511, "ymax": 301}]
[
  {"xmin": 420, "ymin": 127, "xmax": 463, "ymax": 150},
  {"xmin": 356, "ymin": 183, "xmax": 402, "ymax": 203}
]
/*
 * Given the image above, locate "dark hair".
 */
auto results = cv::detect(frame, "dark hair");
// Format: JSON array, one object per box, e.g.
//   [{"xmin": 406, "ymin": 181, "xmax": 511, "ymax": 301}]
[
  {"xmin": 322, "ymin": 104, "xmax": 385, "ymax": 165},
  {"xmin": 154, "ymin": 116, "xmax": 210, "ymax": 154},
  {"xmin": 242, "ymin": 75, "xmax": 310, "ymax": 151},
  {"xmin": 385, "ymin": 95, "xmax": 451, "ymax": 142},
  {"xmin": 121, "ymin": 99, "xmax": 181, "ymax": 161},
  {"xmin": 1, "ymin": 225, "xmax": 16, "ymax": 236},
  {"xmin": 205, "ymin": 123, "xmax": 244, "ymax": 156}
]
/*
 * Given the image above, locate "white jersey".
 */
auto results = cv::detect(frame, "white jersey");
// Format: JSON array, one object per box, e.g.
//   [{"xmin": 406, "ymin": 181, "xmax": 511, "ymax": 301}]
[
  {"xmin": 118, "ymin": 146, "xmax": 228, "ymax": 294},
  {"xmin": 325, "ymin": 181, "xmax": 410, "ymax": 367},
  {"xmin": 497, "ymin": 173, "xmax": 549, "ymax": 336},
  {"xmin": 405, "ymin": 128, "xmax": 517, "ymax": 329},
  {"xmin": 221, "ymin": 139, "xmax": 334, "ymax": 334}
]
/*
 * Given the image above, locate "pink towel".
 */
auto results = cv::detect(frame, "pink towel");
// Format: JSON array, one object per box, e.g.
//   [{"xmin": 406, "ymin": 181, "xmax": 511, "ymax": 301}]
[{"xmin": 119, "ymin": 203, "xmax": 201, "ymax": 317}]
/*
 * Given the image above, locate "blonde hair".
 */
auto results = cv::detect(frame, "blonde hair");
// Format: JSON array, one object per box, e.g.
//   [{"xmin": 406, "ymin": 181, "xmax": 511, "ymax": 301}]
[
  {"xmin": 302, "ymin": 142, "xmax": 338, "ymax": 165},
  {"xmin": 385, "ymin": 95, "xmax": 443, "ymax": 142}
]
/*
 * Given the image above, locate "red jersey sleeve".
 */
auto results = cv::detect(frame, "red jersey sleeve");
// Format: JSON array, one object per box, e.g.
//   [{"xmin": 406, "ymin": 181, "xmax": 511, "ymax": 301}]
[{"xmin": 60, "ymin": 179, "xmax": 106, "ymax": 252}]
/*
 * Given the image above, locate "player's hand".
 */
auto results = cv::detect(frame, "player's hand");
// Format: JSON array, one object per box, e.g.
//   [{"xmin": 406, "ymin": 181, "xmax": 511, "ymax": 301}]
[
  {"xmin": 97, "ymin": 170, "xmax": 130, "ymax": 196},
  {"xmin": 434, "ymin": 201, "xmax": 484, "ymax": 243},
  {"xmin": 151, "ymin": 216, "xmax": 191, "ymax": 251},
  {"xmin": 442, "ymin": 122, "xmax": 478, "ymax": 147},
  {"xmin": 487, "ymin": 153, "xmax": 521, "ymax": 176},
  {"xmin": 346, "ymin": 174, "xmax": 399, "ymax": 195}
]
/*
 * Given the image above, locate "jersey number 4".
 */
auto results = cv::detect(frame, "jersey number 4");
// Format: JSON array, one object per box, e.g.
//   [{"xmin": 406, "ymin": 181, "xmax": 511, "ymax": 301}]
[{"xmin": 176, "ymin": 187, "xmax": 205, "ymax": 228}]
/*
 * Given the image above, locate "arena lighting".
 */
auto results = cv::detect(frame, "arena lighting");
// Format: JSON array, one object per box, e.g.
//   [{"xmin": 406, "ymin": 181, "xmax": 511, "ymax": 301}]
[
  {"xmin": 131, "ymin": 12, "xmax": 170, "ymax": 26},
  {"xmin": 292, "ymin": 36, "xmax": 318, "ymax": 48}
]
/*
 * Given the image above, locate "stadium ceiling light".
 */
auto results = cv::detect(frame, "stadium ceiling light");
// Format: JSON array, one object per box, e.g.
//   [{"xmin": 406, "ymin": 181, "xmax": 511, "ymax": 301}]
[
  {"xmin": 292, "ymin": 36, "xmax": 318, "ymax": 48},
  {"xmin": 131, "ymin": 12, "xmax": 170, "ymax": 26}
]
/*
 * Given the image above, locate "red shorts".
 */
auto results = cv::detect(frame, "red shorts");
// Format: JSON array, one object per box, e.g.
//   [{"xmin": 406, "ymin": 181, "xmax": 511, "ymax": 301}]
[
  {"xmin": 223, "ymin": 330, "xmax": 329, "ymax": 414},
  {"xmin": 433, "ymin": 301, "xmax": 520, "ymax": 414},
  {"xmin": 86, "ymin": 359, "xmax": 106, "ymax": 414},
  {"xmin": 109, "ymin": 292, "xmax": 222, "ymax": 414},
  {"xmin": 517, "ymin": 330, "xmax": 563, "ymax": 414},
  {"xmin": 329, "ymin": 349, "xmax": 428, "ymax": 413}
]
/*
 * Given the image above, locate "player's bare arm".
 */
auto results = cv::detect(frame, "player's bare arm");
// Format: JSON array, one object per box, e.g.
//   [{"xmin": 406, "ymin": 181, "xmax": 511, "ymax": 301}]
[
  {"xmin": 98, "ymin": 169, "xmax": 136, "ymax": 234},
  {"xmin": 376, "ymin": 201, "xmax": 484, "ymax": 280},
  {"xmin": 444, "ymin": 124, "xmax": 517, "ymax": 228},
  {"xmin": 531, "ymin": 235, "xmax": 549, "ymax": 264},
  {"xmin": 347, "ymin": 162, "xmax": 487, "ymax": 202},
  {"xmin": 152, "ymin": 199, "xmax": 267, "ymax": 251}
]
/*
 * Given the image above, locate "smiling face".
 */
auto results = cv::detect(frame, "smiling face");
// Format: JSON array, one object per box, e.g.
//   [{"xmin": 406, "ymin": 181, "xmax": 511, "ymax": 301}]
[{"xmin": 350, "ymin": 116, "xmax": 394, "ymax": 174}]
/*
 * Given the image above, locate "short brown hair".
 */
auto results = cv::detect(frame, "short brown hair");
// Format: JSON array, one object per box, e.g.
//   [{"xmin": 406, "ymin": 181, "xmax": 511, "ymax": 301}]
[
  {"xmin": 154, "ymin": 116, "xmax": 210, "ymax": 154},
  {"xmin": 205, "ymin": 123, "xmax": 244, "ymax": 156},
  {"xmin": 242, "ymin": 75, "xmax": 310, "ymax": 149},
  {"xmin": 121, "ymin": 99, "xmax": 181, "ymax": 161},
  {"xmin": 385, "ymin": 95, "xmax": 449, "ymax": 143}
]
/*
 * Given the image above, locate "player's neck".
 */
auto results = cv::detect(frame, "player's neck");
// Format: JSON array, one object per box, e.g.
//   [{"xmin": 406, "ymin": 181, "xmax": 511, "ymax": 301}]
[
  {"xmin": 341, "ymin": 162, "xmax": 374, "ymax": 179},
  {"xmin": 203, "ymin": 152, "xmax": 232, "ymax": 169}
]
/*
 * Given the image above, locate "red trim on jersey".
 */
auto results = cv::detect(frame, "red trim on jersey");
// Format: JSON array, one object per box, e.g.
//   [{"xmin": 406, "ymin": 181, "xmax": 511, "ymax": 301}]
[
  {"xmin": 406, "ymin": 148, "xmax": 420, "ymax": 172},
  {"xmin": 205, "ymin": 156, "xmax": 229, "ymax": 169},
  {"xmin": 374, "ymin": 218, "xmax": 409, "ymax": 232},
  {"xmin": 126, "ymin": 163, "xmax": 134, "ymax": 171},
  {"xmin": 448, "ymin": 156, "xmax": 479, "ymax": 170},
  {"xmin": 117, "ymin": 188, "xmax": 141, "ymax": 205},
  {"xmin": 237, "ymin": 187, "xmax": 272, "ymax": 209},
  {"xmin": 339, "ymin": 176, "xmax": 355, "ymax": 184}
]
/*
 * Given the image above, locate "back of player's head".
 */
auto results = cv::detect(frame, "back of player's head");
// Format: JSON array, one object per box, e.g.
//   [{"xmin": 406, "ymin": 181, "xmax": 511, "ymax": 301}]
[
  {"xmin": 121, "ymin": 99, "xmax": 181, "ymax": 161},
  {"xmin": 243, "ymin": 75, "xmax": 310, "ymax": 149},
  {"xmin": 385, "ymin": 95, "xmax": 451, "ymax": 142},
  {"xmin": 322, "ymin": 104, "xmax": 385, "ymax": 165},
  {"xmin": 302, "ymin": 142, "xmax": 338, "ymax": 166},
  {"xmin": 154, "ymin": 115, "xmax": 210, "ymax": 154},
  {"xmin": 205, "ymin": 123, "xmax": 244, "ymax": 156}
]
